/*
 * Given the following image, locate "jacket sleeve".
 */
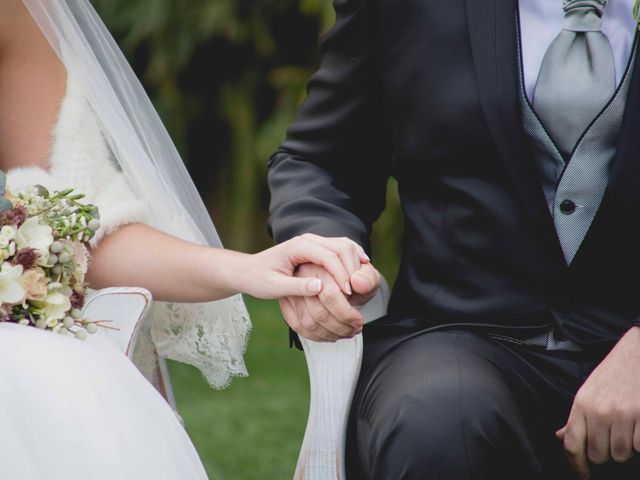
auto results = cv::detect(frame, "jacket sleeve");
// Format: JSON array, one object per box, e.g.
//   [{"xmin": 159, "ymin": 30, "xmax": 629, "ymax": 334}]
[{"xmin": 267, "ymin": 0, "xmax": 393, "ymax": 253}]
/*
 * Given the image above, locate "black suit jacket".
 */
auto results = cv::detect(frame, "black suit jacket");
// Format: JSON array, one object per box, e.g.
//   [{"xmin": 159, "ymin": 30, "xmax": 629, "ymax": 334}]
[{"xmin": 267, "ymin": 0, "xmax": 640, "ymax": 349}]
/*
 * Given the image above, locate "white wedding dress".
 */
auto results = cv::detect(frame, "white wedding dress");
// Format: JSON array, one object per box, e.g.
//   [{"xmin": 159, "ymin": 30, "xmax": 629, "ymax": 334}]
[{"xmin": 0, "ymin": 61, "xmax": 213, "ymax": 479}]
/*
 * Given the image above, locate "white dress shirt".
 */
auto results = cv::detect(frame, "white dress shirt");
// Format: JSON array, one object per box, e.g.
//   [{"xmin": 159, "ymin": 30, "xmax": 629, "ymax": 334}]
[{"xmin": 519, "ymin": 0, "xmax": 637, "ymax": 100}]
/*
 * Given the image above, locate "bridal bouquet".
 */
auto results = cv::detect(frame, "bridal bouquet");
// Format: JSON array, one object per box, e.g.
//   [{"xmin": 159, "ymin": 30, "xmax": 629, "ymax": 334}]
[{"xmin": 0, "ymin": 172, "xmax": 104, "ymax": 339}]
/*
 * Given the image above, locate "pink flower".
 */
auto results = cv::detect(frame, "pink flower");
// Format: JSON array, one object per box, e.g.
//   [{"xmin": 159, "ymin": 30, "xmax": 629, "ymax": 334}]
[{"xmin": 20, "ymin": 267, "xmax": 48, "ymax": 302}]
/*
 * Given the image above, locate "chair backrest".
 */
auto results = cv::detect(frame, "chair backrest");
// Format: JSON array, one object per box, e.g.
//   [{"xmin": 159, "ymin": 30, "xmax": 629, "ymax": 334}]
[{"xmin": 82, "ymin": 287, "xmax": 152, "ymax": 359}]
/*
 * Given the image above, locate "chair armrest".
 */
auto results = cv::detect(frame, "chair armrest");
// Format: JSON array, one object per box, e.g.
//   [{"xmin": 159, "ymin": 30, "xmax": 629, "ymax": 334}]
[
  {"xmin": 295, "ymin": 280, "xmax": 390, "ymax": 480},
  {"xmin": 82, "ymin": 287, "xmax": 179, "ymax": 411},
  {"xmin": 82, "ymin": 287, "xmax": 152, "ymax": 359}
]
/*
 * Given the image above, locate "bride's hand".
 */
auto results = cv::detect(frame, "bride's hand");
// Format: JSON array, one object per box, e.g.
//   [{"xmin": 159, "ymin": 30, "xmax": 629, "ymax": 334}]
[{"xmin": 236, "ymin": 233, "xmax": 369, "ymax": 300}]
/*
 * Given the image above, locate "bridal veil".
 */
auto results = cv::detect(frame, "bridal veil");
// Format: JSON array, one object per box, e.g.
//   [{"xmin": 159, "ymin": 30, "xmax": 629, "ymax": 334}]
[{"xmin": 20, "ymin": 0, "xmax": 251, "ymax": 389}]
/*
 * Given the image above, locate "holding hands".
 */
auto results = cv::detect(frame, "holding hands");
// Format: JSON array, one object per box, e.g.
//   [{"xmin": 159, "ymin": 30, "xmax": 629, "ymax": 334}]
[
  {"xmin": 240, "ymin": 233, "xmax": 381, "ymax": 342},
  {"xmin": 239, "ymin": 233, "xmax": 369, "ymax": 299},
  {"xmin": 279, "ymin": 261, "xmax": 380, "ymax": 342}
]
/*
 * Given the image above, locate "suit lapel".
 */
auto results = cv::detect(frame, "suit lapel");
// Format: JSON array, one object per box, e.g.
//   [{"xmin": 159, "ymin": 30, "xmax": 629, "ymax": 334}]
[
  {"xmin": 600, "ymin": 41, "xmax": 640, "ymax": 209},
  {"xmin": 464, "ymin": 0, "xmax": 565, "ymax": 262}
]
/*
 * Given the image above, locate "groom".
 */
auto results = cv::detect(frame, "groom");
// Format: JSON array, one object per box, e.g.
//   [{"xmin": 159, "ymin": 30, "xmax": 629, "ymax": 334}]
[{"xmin": 268, "ymin": 0, "xmax": 640, "ymax": 478}]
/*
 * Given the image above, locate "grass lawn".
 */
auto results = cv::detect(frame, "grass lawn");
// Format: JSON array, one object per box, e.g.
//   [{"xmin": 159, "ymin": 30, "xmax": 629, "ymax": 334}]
[{"xmin": 168, "ymin": 296, "xmax": 310, "ymax": 479}]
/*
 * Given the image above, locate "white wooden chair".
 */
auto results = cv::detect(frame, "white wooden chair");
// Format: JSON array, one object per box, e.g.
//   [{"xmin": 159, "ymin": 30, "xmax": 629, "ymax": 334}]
[
  {"xmin": 295, "ymin": 280, "xmax": 391, "ymax": 480},
  {"xmin": 82, "ymin": 287, "xmax": 177, "ymax": 409}
]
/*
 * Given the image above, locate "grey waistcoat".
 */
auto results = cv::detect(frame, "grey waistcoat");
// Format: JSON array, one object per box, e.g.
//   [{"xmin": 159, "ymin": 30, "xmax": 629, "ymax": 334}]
[{"xmin": 518, "ymin": 26, "xmax": 638, "ymax": 265}]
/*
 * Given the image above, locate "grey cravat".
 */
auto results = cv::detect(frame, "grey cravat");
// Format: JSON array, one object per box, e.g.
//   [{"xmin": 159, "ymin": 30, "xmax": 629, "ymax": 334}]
[{"xmin": 533, "ymin": 0, "xmax": 616, "ymax": 159}]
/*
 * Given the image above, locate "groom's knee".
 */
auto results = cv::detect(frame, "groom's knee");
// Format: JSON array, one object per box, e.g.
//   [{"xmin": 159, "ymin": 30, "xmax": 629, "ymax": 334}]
[
  {"xmin": 353, "ymin": 333, "xmax": 530, "ymax": 478},
  {"xmin": 367, "ymin": 375, "xmax": 510, "ymax": 472}
]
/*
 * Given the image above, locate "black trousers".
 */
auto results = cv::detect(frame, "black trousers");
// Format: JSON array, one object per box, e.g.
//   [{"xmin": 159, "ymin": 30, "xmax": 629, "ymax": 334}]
[{"xmin": 346, "ymin": 328, "xmax": 640, "ymax": 479}]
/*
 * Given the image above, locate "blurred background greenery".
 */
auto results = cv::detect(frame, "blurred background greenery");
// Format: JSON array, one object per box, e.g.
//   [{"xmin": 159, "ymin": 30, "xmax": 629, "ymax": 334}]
[{"xmin": 93, "ymin": 1, "xmax": 402, "ymax": 478}]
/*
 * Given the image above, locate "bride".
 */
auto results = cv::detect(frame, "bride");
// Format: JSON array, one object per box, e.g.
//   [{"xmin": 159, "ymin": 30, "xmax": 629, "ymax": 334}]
[{"xmin": 0, "ymin": 0, "xmax": 366, "ymax": 478}]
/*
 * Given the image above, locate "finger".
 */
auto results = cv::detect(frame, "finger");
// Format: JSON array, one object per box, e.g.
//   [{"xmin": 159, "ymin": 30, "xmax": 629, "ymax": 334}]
[
  {"xmin": 281, "ymin": 297, "xmax": 329, "ymax": 342},
  {"xmin": 335, "ymin": 236, "xmax": 370, "ymax": 266},
  {"xmin": 295, "ymin": 296, "xmax": 342, "ymax": 341},
  {"xmin": 289, "ymin": 240, "xmax": 352, "ymax": 295},
  {"xmin": 303, "ymin": 233, "xmax": 369, "ymax": 264},
  {"xmin": 633, "ymin": 421, "xmax": 640, "ymax": 453},
  {"xmin": 315, "ymin": 236, "xmax": 361, "ymax": 275},
  {"xmin": 587, "ymin": 414, "xmax": 611, "ymax": 465},
  {"xmin": 351, "ymin": 263, "xmax": 381, "ymax": 296},
  {"xmin": 269, "ymin": 276, "xmax": 323, "ymax": 298},
  {"xmin": 280, "ymin": 297, "xmax": 306, "ymax": 338},
  {"xmin": 301, "ymin": 235, "xmax": 362, "ymax": 289},
  {"xmin": 610, "ymin": 416, "xmax": 635, "ymax": 463},
  {"xmin": 304, "ymin": 295, "xmax": 361, "ymax": 338},
  {"xmin": 564, "ymin": 414, "xmax": 591, "ymax": 480},
  {"xmin": 317, "ymin": 279, "xmax": 364, "ymax": 327}
]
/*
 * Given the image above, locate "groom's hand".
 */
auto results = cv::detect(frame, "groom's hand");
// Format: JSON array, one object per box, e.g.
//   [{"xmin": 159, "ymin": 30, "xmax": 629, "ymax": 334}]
[
  {"xmin": 556, "ymin": 326, "xmax": 640, "ymax": 479},
  {"xmin": 280, "ymin": 262, "xmax": 381, "ymax": 342}
]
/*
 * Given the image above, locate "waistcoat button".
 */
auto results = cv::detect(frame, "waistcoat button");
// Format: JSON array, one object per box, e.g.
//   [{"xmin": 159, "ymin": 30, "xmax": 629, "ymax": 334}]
[{"xmin": 559, "ymin": 199, "xmax": 576, "ymax": 215}]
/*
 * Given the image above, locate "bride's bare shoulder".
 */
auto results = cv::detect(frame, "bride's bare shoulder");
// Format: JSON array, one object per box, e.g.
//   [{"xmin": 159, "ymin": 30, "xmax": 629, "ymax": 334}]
[
  {"xmin": 0, "ymin": 0, "xmax": 67, "ymax": 172},
  {"xmin": 0, "ymin": 0, "xmax": 32, "ymax": 46}
]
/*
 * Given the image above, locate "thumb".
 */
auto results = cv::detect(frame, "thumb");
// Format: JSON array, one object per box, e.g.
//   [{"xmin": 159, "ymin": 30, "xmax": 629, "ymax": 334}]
[
  {"xmin": 273, "ymin": 276, "xmax": 323, "ymax": 298},
  {"xmin": 351, "ymin": 264, "xmax": 380, "ymax": 296}
]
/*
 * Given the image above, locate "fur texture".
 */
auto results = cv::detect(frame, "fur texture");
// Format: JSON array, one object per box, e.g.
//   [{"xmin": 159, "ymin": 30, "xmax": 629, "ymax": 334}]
[{"xmin": 6, "ymin": 73, "xmax": 148, "ymax": 246}]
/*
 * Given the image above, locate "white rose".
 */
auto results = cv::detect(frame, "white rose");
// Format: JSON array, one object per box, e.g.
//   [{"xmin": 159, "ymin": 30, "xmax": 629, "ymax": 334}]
[
  {"xmin": 15, "ymin": 217, "xmax": 53, "ymax": 263},
  {"xmin": 33, "ymin": 291, "xmax": 71, "ymax": 322},
  {"xmin": 0, "ymin": 226, "xmax": 16, "ymax": 241},
  {"xmin": 0, "ymin": 263, "xmax": 25, "ymax": 304}
]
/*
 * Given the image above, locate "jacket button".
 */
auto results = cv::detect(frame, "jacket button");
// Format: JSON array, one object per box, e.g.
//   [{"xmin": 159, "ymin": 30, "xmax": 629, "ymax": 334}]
[{"xmin": 559, "ymin": 199, "xmax": 576, "ymax": 215}]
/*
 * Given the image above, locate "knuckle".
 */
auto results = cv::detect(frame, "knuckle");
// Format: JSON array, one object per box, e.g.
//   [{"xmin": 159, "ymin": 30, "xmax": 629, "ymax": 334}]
[
  {"xmin": 288, "ymin": 322, "xmax": 301, "ymax": 333},
  {"xmin": 335, "ymin": 246, "xmax": 350, "ymax": 261},
  {"xmin": 593, "ymin": 404, "xmax": 613, "ymax": 420},
  {"xmin": 611, "ymin": 405, "xmax": 630, "ymax": 420},
  {"xmin": 291, "ymin": 235, "xmax": 304, "ymax": 248},
  {"xmin": 573, "ymin": 394, "xmax": 587, "ymax": 410},
  {"xmin": 299, "ymin": 315, "xmax": 316, "ymax": 329},
  {"xmin": 305, "ymin": 321, "xmax": 319, "ymax": 332},
  {"xmin": 320, "ymin": 288, "xmax": 343, "ymax": 306},
  {"xmin": 314, "ymin": 309, "xmax": 332, "ymax": 325},
  {"xmin": 563, "ymin": 437, "xmax": 580, "ymax": 454}
]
